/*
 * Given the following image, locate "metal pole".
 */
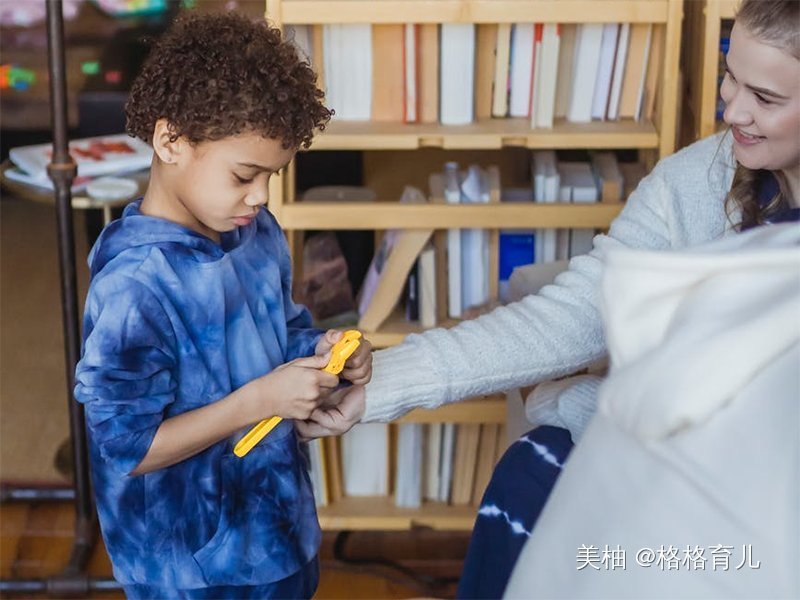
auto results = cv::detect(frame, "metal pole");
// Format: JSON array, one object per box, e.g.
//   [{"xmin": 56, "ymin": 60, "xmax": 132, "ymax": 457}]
[{"xmin": 0, "ymin": 1, "xmax": 112, "ymax": 595}]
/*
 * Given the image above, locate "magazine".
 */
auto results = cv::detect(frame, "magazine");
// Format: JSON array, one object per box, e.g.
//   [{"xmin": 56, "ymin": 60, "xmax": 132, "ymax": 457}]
[{"xmin": 9, "ymin": 134, "xmax": 152, "ymax": 180}]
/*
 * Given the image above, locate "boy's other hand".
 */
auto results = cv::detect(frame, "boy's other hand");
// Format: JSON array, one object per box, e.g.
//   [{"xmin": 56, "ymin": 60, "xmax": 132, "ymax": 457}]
[
  {"xmin": 256, "ymin": 354, "xmax": 339, "ymax": 421},
  {"xmin": 315, "ymin": 329, "xmax": 373, "ymax": 385},
  {"xmin": 295, "ymin": 385, "xmax": 365, "ymax": 441}
]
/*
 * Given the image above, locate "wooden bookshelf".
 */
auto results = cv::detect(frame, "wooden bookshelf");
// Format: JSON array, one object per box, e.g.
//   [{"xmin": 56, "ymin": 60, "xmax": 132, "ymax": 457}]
[
  {"xmin": 683, "ymin": 0, "xmax": 738, "ymax": 144},
  {"xmin": 265, "ymin": 0, "xmax": 684, "ymax": 531}
]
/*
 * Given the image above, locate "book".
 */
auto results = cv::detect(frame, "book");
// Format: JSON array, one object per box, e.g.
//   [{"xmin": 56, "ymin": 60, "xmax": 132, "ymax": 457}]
[
  {"xmin": 554, "ymin": 24, "xmax": 577, "ymax": 120},
  {"xmin": 395, "ymin": 423, "xmax": 424, "ymax": 508},
  {"xmin": 341, "ymin": 423, "xmax": 389, "ymax": 496},
  {"xmin": 424, "ymin": 423, "xmax": 443, "ymax": 501},
  {"xmin": 475, "ymin": 24, "xmax": 498, "ymax": 120},
  {"xmin": 443, "ymin": 162, "xmax": 462, "ymax": 318},
  {"xmin": 450, "ymin": 424, "xmax": 480, "ymax": 506},
  {"xmin": 440, "ymin": 23, "xmax": 475, "ymax": 125},
  {"xmin": 642, "ymin": 24, "xmax": 664, "ymax": 122},
  {"xmin": 528, "ymin": 24, "xmax": 543, "ymax": 124},
  {"xmin": 307, "ymin": 438, "xmax": 329, "ymax": 507},
  {"xmin": 357, "ymin": 186, "xmax": 433, "ymax": 331},
  {"xmin": 324, "ymin": 24, "xmax": 372, "ymax": 120},
  {"xmin": 403, "ymin": 24, "xmax": 420, "ymax": 123},
  {"xmin": 567, "ymin": 24, "xmax": 604, "ymax": 123},
  {"xmin": 372, "ymin": 25, "xmax": 405, "ymax": 122},
  {"xmin": 508, "ymin": 23, "xmax": 535, "ymax": 118},
  {"xmin": 471, "ymin": 423, "xmax": 501, "ymax": 505},
  {"xmin": 438, "ymin": 422, "xmax": 456, "ymax": 503},
  {"xmin": 418, "ymin": 24, "xmax": 439, "ymax": 123},
  {"xmin": 558, "ymin": 161, "xmax": 599, "ymax": 259},
  {"xmin": 531, "ymin": 150, "xmax": 560, "ymax": 264},
  {"xmin": 619, "ymin": 23, "xmax": 652, "ymax": 119},
  {"xmin": 590, "ymin": 151, "xmax": 624, "ymax": 203},
  {"xmin": 499, "ymin": 187, "xmax": 535, "ymax": 303},
  {"xmin": 533, "ymin": 24, "xmax": 560, "ymax": 129},
  {"xmin": 606, "ymin": 23, "xmax": 630, "ymax": 120},
  {"xmin": 10, "ymin": 134, "xmax": 152, "ymax": 181},
  {"xmin": 418, "ymin": 243, "xmax": 437, "ymax": 329},
  {"xmin": 492, "ymin": 23, "xmax": 512, "ymax": 118},
  {"xmin": 591, "ymin": 24, "xmax": 620, "ymax": 121},
  {"xmin": 460, "ymin": 165, "xmax": 491, "ymax": 312}
]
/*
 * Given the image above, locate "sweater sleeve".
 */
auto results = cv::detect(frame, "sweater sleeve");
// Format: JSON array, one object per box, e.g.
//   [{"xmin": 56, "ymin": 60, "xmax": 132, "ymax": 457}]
[{"xmin": 362, "ymin": 167, "xmax": 674, "ymax": 423}]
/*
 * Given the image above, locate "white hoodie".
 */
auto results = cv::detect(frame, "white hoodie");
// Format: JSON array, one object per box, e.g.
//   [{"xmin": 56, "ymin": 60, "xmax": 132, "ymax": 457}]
[{"xmin": 504, "ymin": 223, "xmax": 800, "ymax": 599}]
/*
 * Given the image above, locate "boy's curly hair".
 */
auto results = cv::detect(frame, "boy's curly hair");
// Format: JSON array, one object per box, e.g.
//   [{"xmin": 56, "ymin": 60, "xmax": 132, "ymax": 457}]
[{"xmin": 125, "ymin": 12, "xmax": 331, "ymax": 149}]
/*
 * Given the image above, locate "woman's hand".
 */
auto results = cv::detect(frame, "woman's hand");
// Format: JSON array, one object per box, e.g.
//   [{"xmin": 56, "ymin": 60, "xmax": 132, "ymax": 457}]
[
  {"xmin": 295, "ymin": 384, "xmax": 366, "ymax": 440},
  {"xmin": 315, "ymin": 329, "xmax": 373, "ymax": 385}
]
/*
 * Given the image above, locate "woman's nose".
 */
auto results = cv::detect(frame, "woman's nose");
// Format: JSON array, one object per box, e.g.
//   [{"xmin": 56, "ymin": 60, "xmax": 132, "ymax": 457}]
[{"xmin": 722, "ymin": 89, "xmax": 753, "ymax": 127}]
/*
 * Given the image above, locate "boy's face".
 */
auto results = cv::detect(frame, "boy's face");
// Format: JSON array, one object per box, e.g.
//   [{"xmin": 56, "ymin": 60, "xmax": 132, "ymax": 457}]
[{"xmin": 166, "ymin": 133, "xmax": 295, "ymax": 241}]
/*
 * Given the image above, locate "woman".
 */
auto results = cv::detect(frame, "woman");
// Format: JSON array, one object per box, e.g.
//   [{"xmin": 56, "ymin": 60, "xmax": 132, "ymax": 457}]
[{"xmin": 297, "ymin": 0, "xmax": 800, "ymax": 597}]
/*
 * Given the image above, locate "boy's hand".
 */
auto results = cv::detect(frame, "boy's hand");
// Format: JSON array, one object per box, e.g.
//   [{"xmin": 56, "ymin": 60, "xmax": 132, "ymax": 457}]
[
  {"xmin": 295, "ymin": 384, "xmax": 366, "ymax": 441},
  {"xmin": 315, "ymin": 329, "xmax": 373, "ymax": 385},
  {"xmin": 255, "ymin": 354, "xmax": 339, "ymax": 421}
]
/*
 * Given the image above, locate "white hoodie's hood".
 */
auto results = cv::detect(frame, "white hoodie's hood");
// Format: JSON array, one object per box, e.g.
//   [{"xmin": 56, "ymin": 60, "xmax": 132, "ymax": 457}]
[{"xmin": 598, "ymin": 223, "xmax": 800, "ymax": 440}]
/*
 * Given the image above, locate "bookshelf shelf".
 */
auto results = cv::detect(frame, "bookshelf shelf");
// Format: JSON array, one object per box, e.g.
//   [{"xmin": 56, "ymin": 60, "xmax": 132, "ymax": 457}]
[
  {"xmin": 309, "ymin": 118, "xmax": 660, "ymax": 151},
  {"xmin": 276, "ymin": 201, "xmax": 623, "ymax": 230},
  {"xmin": 398, "ymin": 397, "xmax": 507, "ymax": 425},
  {"xmin": 317, "ymin": 495, "xmax": 482, "ymax": 531},
  {"xmin": 277, "ymin": 0, "xmax": 671, "ymax": 25}
]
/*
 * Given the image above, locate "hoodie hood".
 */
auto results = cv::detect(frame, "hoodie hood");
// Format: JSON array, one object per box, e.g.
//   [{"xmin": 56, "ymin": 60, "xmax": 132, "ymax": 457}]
[
  {"xmin": 598, "ymin": 223, "xmax": 800, "ymax": 440},
  {"xmin": 88, "ymin": 198, "xmax": 256, "ymax": 278}
]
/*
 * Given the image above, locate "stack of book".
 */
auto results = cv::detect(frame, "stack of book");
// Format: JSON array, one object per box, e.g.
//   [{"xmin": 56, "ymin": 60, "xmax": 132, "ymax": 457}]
[{"xmin": 287, "ymin": 21, "xmax": 663, "ymax": 127}]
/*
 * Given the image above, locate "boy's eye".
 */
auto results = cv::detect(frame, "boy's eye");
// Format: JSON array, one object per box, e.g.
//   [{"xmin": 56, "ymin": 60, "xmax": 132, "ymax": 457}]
[
  {"xmin": 234, "ymin": 174, "xmax": 253, "ymax": 184},
  {"xmin": 754, "ymin": 93, "xmax": 773, "ymax": 105}
]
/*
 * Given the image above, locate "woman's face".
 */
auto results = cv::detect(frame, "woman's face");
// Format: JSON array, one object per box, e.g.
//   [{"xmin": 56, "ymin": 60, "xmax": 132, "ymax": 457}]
[{"xmin": 720, "ymin": 23, "xmax": 800, "ymax": 173}]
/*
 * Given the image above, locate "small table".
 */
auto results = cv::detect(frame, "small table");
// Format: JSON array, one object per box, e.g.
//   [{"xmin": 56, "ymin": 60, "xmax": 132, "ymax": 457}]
[{"xmin": 0, "ymin": 159, "xmax": 149, "ymax": 225}]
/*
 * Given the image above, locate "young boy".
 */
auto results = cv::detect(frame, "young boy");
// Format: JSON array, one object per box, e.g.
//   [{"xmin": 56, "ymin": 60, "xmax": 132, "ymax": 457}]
[{"xmin": 74, "ymin": 12, "xmax": 371, "ymax": 599}]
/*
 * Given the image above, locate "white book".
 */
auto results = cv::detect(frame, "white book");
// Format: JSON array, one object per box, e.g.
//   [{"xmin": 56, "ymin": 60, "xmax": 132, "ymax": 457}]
[
  {"xmin": 404, "ymin": 24, "xmax": 418, "ymax": 123},
  {"xmin": 533, "ymin": 23, "xmax": 560, "ymax": 129},
  {"xmin": 634, "ymin": 25, "xmax": 654, "ymax": 122},
  {"xmin": 341, "ymin": 423, "xmax": 388, "ymax": 496},
  {"xmin": 424, "ymin": 423, "xmax": 443, "ymax": 501},
  {"xmin": 508, "ymin": 23, "xmax": 535, "ymax": 118},
  {"xmin": 559, "ymin": 161, "xmax": 599, "ymax": 259},
  {"xmin": 307, "ymin": 438, "xmax": 328, "ymax": 507},
  {"xmin": 554, "ymin": 24, "xmax": 577, "ymax": 120},
  {"xmin": 438, "ymin": 422, "xmax": 456, "ymax": 503},
  {"xmin": 492, "ymin": 23, "xmax": 512, "ymax": 117},
  {"xmin": 286, "ymin": 24, "xmax": 313, "ymax": 64},
  {"xmin": 395, "ymin": 423, "xmax": 423, "ymax": 508},
  {"xmin": 324, "ymin": 24, "xmax": 372, "ymax": 121},
  {"xmin": 460, "ymin": 165, "xmax": 490, "ymax": 311},
  {"xmin": 566, "ymin": 24, "xmax": 604, "ymax": 123},
  {"xmin": 531, "ymin": 150, "xmax": 560, "ymax": 263},
  {"xmin": 418, "ymin": 244, "xmax": 437, "ymax": 328},
  {"xmin": 591, "ymin": 24, "xmax": 620, "ymax": 121},
  {"xmin": 10, "ymin": 134, "xmax": 152, "ymax": 181},
  {"xmin": 569, "ymin": 229, "xmax": 596, "ymax": 258},
  {"xmin": 440, "ymin": 23, "xmax": 475, "ymax": 125},
  {"xmin": 607, "ymin": 23, "xmax": 630, "ymax": 120},
  {"xmin": 444, "ymin": 162, "xmax": 462, "ymax": 318}
]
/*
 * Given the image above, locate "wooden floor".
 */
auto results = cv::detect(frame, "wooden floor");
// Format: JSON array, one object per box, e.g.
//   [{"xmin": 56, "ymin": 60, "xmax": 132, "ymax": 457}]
[{"xmin": 0, "ymin": 499, "xmax": 469, "ymax": 599}]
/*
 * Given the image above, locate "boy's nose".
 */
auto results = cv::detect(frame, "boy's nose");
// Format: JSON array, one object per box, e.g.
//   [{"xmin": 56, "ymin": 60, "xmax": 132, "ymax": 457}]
[{"xmin": 246, "ymin": 184, "xmax": 269, "ymax": 207}]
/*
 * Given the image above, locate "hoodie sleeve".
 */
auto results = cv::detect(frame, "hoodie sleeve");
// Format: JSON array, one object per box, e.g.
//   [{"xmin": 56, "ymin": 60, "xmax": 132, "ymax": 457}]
[{"xmin": 75, "ymin": 278, "xmax": 178, "ymax": 475}]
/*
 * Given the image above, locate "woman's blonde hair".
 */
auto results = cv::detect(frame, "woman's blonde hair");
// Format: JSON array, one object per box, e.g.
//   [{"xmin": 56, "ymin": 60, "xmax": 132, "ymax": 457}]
[{"xmin": 725, "ymin": 0, "xmax": 799, "ymax": 230}]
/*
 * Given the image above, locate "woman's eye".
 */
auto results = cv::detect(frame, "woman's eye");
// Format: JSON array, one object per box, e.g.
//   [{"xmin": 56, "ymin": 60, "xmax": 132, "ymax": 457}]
[
  {"xmin": 234, "ymin": 174, "xmax": 253, "ymax": 184},
  {"xmin": 724, "ymin": 69, "xmax": 736, "ymax": 83}
]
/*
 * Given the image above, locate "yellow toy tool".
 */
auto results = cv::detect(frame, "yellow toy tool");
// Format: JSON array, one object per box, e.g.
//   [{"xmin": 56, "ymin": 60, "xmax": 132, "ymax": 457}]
[{"xmin": 234, "ymin": 330, "xmax": 362, "ymax": 458}]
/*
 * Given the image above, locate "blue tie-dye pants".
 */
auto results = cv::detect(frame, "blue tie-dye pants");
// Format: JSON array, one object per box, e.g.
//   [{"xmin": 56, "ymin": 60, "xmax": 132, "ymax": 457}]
[{"xmin": 457, "ymin": 426, "xmax": 574, "ymax": 599}]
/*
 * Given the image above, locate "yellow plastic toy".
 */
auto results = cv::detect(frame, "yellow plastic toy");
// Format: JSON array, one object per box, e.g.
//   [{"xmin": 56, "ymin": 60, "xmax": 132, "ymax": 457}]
[{"xmin": 234, "ymin": 330, "xmax": 362, "ymax": 458}]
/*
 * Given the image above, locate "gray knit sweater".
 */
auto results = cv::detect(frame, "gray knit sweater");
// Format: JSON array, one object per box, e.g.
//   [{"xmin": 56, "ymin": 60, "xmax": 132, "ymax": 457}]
[{"xmin": 362, "ymin": 132, "xmax": 738, "ymax": 437}]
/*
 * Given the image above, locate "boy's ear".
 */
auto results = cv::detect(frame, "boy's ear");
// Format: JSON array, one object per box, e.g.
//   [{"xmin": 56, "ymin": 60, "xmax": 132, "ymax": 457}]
[{"xmin": 151, "ymin": 119, "xmax": 183, "ymax": 164}]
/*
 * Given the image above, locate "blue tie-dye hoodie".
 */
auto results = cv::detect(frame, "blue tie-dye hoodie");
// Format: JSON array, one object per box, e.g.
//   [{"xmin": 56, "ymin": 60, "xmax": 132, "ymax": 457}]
[{"xmin": 75, "ymin": 199, "xmax": 323, "ymax": 588}]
